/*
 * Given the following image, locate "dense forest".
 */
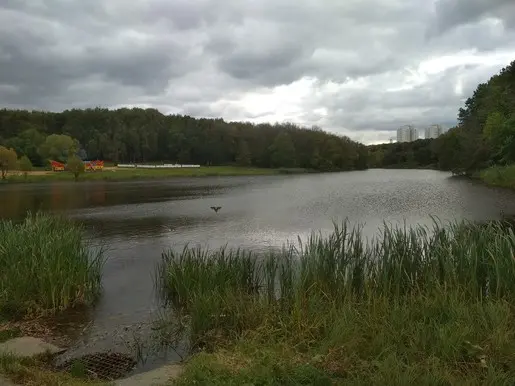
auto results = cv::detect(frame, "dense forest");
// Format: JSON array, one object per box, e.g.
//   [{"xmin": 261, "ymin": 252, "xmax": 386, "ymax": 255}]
[
  {"xmin": 370, "ymin": 60, "xmax": 515, "ymax": 174},
  {"xmin": 0, "ymin": 108, "xmax": 368, "ymax": 171},
  {"xmin": 368, "ymin": 139, "xmax": 438, "ymax": 169},
  {"xmin": 1, "ymin": 60, "xmax": 513, "ymax": 176},
  {"xmin": 433, "ymin": 60, "xmax": 515, "ymax": 174}
]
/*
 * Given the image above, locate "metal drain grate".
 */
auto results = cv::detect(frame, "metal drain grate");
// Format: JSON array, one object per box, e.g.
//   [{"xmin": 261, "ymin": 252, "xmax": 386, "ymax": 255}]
[{"xmin": 55, "ymin": 351, "xmax": 137, "ymax": 381}]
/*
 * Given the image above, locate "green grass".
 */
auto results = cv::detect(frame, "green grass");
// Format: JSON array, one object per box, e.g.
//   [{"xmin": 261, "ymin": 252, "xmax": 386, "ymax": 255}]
[
  {"xmin": 3, "ymin": 166, "xmax": 306, "ymax": 183},
  {"xmin": 157, "ymin": 221, "xmax": 515, "ymax": 385},
  {"xmin": 479, "ymin": 164, "xmax": 515, "ymax": 189},
  {"xmin": 0, "ymin": 212, "xmax": 105, "ymax": 319},
  {"xmin": 0, "ymin": 327, "xmax": 21, "ymax": 343},
  {"xmin": 0, "ymin": 353, "xmax": 110, "ymax": 386}
]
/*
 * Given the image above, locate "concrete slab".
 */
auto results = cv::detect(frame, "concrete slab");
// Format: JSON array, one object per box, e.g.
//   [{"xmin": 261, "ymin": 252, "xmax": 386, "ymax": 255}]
[
  {"xmin": 0, "ymin": 337, "xmax": 64, "ymax": 358},
  {"xmin": 115, "ymin": 364, "xmax": 183, "ymax": 386}
]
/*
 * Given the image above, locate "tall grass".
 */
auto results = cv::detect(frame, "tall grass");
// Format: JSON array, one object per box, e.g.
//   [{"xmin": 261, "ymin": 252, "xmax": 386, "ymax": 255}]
[
  {"xmin": 0, "ymin": 212, "xmax": 105, "ymax": 318},
  {"xmin": 157, "ymin": 220, "xmax": 515, "ymax": 383},
  {"xmin": 159, "ymin": 221, "xmax": 515, "ymax": 311}
]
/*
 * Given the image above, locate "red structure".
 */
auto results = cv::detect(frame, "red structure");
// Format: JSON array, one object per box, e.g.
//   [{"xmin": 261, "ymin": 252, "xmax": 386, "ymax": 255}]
[
  {"xmin": 49, "ymin": 160, "xmax": 104, "ymax": 172},
  {"xmin": 84, "ymin": 160, "xmax": 104, "ymax": 171},
  {"xmin": 50, "ymin": 160, "xmax": 65, "ymax": 171}
]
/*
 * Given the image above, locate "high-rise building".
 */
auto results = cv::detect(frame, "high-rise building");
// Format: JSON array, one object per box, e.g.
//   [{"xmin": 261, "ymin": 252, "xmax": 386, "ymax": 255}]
[
  {"xmin": 425, "ymin": 124, "xmax": 443, "ymax": 139},
  {"xmin": 396, "ymin": 125, "xmax": 418, "ymax": 143}
]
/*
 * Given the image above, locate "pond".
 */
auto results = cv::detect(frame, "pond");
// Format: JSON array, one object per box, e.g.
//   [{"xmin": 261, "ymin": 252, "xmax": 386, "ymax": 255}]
[{"xmin": 2, "ymin": 169, "xmax": 515, "ymax": 371}]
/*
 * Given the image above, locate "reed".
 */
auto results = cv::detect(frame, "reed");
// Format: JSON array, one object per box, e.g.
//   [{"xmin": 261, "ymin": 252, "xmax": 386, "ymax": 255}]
[
  {"xmin": 0, "ymin": 212, "xmax": 105, "ymax": 318},
  {"xmin": 157, "ymin": 220, "xmax": 515, "ymax": 384},
  {"xmin": 158, "ymin": 220, "xmax": 515, "ymax": 313}
]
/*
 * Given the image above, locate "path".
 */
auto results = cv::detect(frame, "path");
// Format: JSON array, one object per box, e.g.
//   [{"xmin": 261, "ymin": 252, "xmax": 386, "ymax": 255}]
[
  {"xmin": 0, "ymin": 376, "xmax": 14, "ymax": 386},
  {"xmin": 115, "ymin": 364, "xmax": 183, "ymax": 386}
]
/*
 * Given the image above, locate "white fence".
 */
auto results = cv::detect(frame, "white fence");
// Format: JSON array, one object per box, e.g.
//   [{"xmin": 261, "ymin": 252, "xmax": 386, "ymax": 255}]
[{"xmin": 117, "ymin": 163, "xmax": 201, "ymax": 169}]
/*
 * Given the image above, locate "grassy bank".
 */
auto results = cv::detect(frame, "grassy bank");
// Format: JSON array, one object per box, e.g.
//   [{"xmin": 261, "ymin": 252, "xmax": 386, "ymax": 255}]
[
  {"xmin": 479, "ymin": 164, "xmax": 515, "ymax": 190},
  {"xmin": 0, "ymin": 354, "xmax": 108, "ymax": 386},
  {"xmin": 157, "ymin": 221, "xmax": 515, "ymax": 385},
  {"xmin": 0, "ymin": 213, "xmax": 104, "ymax": 319},
  {"xmin": 3, "ymin": 166, "xmax": 310, "ymax": 183}
]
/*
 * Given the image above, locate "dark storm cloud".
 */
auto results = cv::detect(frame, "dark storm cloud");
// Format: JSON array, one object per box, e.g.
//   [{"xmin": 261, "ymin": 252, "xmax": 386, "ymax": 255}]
[
  {"xmin": 215, "ymin": 41, "xmax": 312, "ymax": 86},
  {"xmin": 204, "ymin": 1, "xmax": 433, "ymax": 85},
  {"xmin": 0, "ymin": 0, "xmax": 514, "ymax": 141},
  {"xmin": 431, "ymin": 0, "xmax": 515, "ymax": 38},
  {"xmin": 0, "ymin": 2, "xmax": 201, "ymax": 110}
]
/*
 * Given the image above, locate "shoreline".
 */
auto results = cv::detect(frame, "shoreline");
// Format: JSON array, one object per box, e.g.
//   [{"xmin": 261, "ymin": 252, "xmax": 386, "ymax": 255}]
[
  {"xmin": 477, "ymin": 165, "xmax": 515, "ymax": 191},
  {"xmin": 3, "ymin": 211, "xmax": 515, "ymax": 384},
  {"xmin": 1, "ymin": 166, "xmax": 315, "ymax": 184},
  {"xmin": 0, "ymin": 166, "xmax": 371, "ymax": 184},
  {"xmin": 159, "ymin": 220, "xmax": 515, "ymax": 385},
  {"xmin": 445, "ymin": 165, "xmax": 515, "ymax": 192}
]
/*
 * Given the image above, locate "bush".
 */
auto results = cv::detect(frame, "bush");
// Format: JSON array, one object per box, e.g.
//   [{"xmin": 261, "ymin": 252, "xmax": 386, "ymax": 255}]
[
  {"xmin": 18, "ymin": 156, "xmax": 32, "ymax": 179},
  {"xmin": 480, "ymin": 164, "xmax": 515, "ymax": 189}
]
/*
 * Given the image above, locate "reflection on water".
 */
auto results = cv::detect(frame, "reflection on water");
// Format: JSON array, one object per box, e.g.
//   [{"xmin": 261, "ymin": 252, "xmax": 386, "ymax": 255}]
[{"xmin": 2, "ymin": 170, "xmax": 515, "ymax": 372}]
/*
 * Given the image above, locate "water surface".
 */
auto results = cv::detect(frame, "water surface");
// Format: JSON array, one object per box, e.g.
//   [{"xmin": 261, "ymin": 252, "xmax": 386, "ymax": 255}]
[{"xmin": 2, "ymin": 169, "xmax": 515, "ymax": 370}]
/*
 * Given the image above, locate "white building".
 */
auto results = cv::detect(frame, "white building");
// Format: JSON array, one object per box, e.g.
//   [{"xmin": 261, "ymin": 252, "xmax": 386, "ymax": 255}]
[
  {"xmin": 424, "ymin": 124, "xmax": 443, "ymax": 139},
  {"xmin": 396, "ymin": 125, "xmax": 418, "ymax": 143}
]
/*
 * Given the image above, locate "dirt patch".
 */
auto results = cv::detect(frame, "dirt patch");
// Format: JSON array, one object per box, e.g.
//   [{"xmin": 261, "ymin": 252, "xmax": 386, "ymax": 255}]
[
  {"xmin": 7, "ymin": 170, "xmax": 52, "ymax": 176},
  {"xmin": 0, "ymin": 309, "xmax": 91, "ymax": 349},
  {"xmin": 0, "ymin": 337, "xmax": 64, "ymax": 358}
]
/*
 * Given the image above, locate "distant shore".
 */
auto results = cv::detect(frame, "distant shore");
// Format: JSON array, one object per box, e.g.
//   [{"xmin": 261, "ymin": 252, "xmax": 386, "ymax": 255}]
[
  {"xmin": 2, "ymin": 166, "xmax": 314, "ymax": 183},
  {"xmin": 445, "ymin": 164, "xmax": 515, "ymax": 192}
]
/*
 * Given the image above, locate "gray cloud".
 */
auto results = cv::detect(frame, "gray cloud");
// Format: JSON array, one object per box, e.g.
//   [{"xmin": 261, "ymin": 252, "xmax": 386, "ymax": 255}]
[
  {"xmin": 0, "ymin": 0, "xmax": 514, "ymax": 143},
  {"xmin": 0, "ymin": 2, "xmax": 202, "ymax": 109},
  {"xmin": 293, "ymin": 61, "xmax": 511, "ymax": 139},
  {"xmin": 433, "ymin": 0, "xmax": 515, "ymax": 35}
]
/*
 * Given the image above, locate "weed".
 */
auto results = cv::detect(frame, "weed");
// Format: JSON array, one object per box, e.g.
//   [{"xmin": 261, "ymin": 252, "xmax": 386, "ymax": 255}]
[
  {"xmin": 158, "ymin": 220, "xmax": 515, "ymax": 384},
  {"xmin": 0, "ymin": 212, "xmax": 105, "ymax": 318}
]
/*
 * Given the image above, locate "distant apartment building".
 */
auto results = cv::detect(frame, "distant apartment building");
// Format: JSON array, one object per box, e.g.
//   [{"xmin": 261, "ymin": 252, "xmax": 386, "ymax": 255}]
[
  {"xmin": 424, "ymin": 124, "xmax": 443, "ymax": 139},
  {"xmin": 396, "ymin": 125, "xmax": 418, "ymax": 143}
]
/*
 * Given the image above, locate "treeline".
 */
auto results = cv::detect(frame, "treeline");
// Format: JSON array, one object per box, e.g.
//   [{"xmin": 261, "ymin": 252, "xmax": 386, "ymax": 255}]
[
  {"xmin": 369, "ymin": 60, "xmax": 515, "ymax": 173},
  {"xmin": 0, "ymin": 108, "xmax": 368, "ymax": 171},
  {"xmin": 368, "ymin": 139, "xmax": 438, "ymax": 169},
  {"xmin": 433, "ymin": 60, "xmax": 515, "ymax": 174},
  {"xmin": 3, "ymin": 60, "xmax": 512, "ymax": 175}
]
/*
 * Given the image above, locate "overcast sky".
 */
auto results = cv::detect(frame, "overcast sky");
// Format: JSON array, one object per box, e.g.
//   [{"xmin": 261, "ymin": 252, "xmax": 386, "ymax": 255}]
[{"xmin": 1, "ymin": 0, "xmax": 514, "ymax": 144}]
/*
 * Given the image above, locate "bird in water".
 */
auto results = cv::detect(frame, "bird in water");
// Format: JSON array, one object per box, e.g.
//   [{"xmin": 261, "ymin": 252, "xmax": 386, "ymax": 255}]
[{"xmin": 210, "ymin": 206, "xmax": 222, "ymax": 213}]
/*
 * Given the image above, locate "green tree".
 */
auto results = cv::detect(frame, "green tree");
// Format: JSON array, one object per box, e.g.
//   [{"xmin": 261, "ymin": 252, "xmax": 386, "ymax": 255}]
[
  {"xmin": 432, "ymin": 129, "xmax": 463, "ymax": 171},
  {"xmin": 0, "ymin": 146, "xmax": 17, "ymax": 180},
  {"xmin": 5, "ymin": 128, "xmax": 45, "ymax": 166},
  {"xmin": 441, "ymin": 60, "xmax": 515, "ymax": 172},
  {"xmin": 498, "ymin": 116, "xmax": 515, "ymax": 163},
  {"xmin": 38, "ymin": 134, "xmax": 79, "ymax": 163},
  {"xmin": 235, "ymin": 140, "xmax": 251, "ymax": 166},
  {"xmin": 321, "ymin": 138, "xmax": 337, "ymax": 170},
  {"xmin": 483, "ymin": 112, "xmax": 506, "ymax": 144},
  {"xmin": 483, "ymin": 111, "xmax": 506, "ymax": 161},
  {"xmin": 0, "ymin": 107, "xmax": 368, "ymax": 172},
  {"xmin": 18, "ymin": 155, "xmax": 32, "ymax": 179},
  {"xmin": 268, "ymin": 132, "xmax": 296, "ymax": 168},
  {"xmin": 67, "ymin": 155, "xmax": 85, "ymax": 181},
  {"xmin": 355, "ymin": 145, "xmax": 369, "ymax": 170},
  {"xmin": 310, "ymin": 147, "xmax": 321, "ymax": 169}
]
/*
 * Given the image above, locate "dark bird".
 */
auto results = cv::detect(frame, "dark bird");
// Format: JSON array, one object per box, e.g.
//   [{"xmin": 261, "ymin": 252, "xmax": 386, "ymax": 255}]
[{"xmin": 210, "ymin": 206, "xmax": 222, "ymax": 213}]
